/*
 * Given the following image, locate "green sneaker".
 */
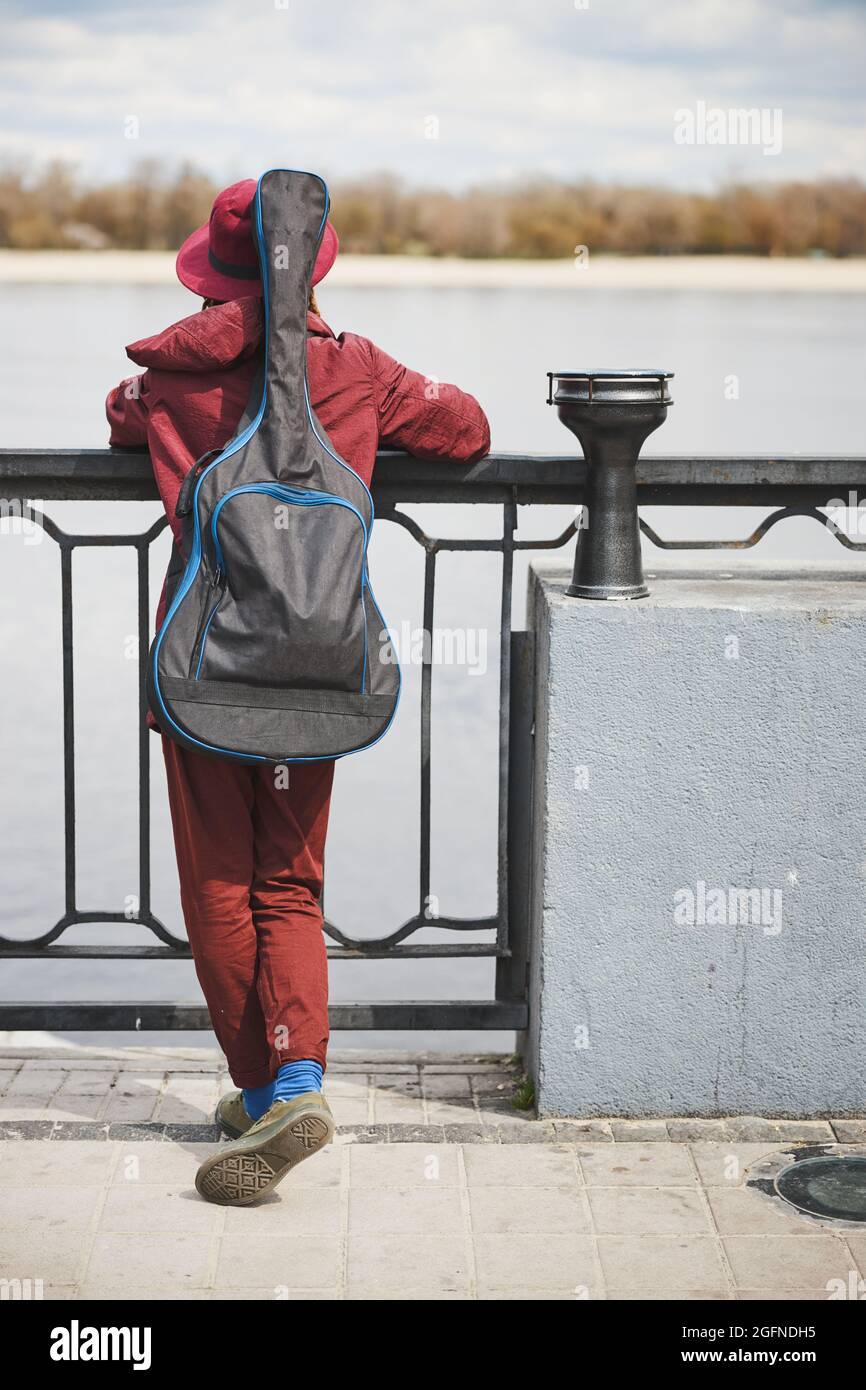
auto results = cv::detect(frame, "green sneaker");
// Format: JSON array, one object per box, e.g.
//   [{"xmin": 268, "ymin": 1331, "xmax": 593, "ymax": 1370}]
[
  {"xmin": 196, "ymin": 1093, "xmax": 334, "ymax": 1206},
  {"xmin": 215, "ymin": 1089, "xmax": 254, "ymax": 1140}
]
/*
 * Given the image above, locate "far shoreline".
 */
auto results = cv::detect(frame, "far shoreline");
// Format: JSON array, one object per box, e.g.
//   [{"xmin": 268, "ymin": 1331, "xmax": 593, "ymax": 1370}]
[{"xmin": 1, "ymin": 249, "xmax": 865, "ymax": 292}]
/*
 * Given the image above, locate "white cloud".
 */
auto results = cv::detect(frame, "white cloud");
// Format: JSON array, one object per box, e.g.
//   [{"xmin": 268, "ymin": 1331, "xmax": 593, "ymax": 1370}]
[{"xmin": 0, "ymin": 0, "xmax": 863, "ymax": 188}]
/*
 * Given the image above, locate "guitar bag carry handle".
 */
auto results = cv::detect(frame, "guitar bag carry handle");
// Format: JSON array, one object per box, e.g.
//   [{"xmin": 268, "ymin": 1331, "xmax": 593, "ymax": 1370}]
[{"xmin": 147, "ymin": 168, "xmax": 401, "ymax": 764}]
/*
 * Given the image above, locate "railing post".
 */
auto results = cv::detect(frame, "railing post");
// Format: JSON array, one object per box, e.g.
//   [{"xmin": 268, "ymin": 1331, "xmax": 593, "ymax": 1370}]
[{"xmin": 547, "ymin": 370, "xmax": 674, "ymax": 599}]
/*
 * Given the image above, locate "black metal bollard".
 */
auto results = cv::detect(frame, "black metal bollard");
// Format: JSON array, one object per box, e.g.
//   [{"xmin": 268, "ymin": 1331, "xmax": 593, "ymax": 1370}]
[{"xmin": 547, "ymin": 370, "xmax": 673, "ymax": 599}]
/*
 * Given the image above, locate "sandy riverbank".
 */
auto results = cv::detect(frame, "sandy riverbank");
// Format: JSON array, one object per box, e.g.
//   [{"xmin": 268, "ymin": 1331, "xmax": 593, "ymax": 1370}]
[{"xmin": 1, "ymin": 249, "xmax": 865, "ymax": 292}]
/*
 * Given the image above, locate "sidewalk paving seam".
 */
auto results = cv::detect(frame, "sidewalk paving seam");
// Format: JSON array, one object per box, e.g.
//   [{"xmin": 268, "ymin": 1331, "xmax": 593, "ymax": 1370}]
[
  {"xmin": 206, "ymin": 1196, "xmax": 227, "ymax": 1297},
  {"xmin": 337, "ymin": 1145, "xmax": 350, "ymax": 1302},
  {"xmin": 687, "ymin": 1140, "xmax": 738, "ymax": 1298},
  {"xmin": 456, "ymin": 1145, "xmax": 479, "ymax": 1301},
  {"xmin": 840, "ymin": 1233, "xmax": 865, "ymax": 1283},
  {"xmin": 2, "ymin": 1118, "xmax": 865, "ymax": 1147},
  {"xmin": 571, "ymin": 1134, "xmax": 604, "ymax": 1299},
  {"xmin": 77, "ymin": 1138, "xmax": 124, "ymax": 1297}
]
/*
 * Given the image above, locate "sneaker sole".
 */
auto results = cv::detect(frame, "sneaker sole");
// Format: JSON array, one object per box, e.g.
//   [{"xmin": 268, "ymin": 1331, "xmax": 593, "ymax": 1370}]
[{"xmin": 196, "ymin": 1109, "xmax": 334, "ymax": 1206}]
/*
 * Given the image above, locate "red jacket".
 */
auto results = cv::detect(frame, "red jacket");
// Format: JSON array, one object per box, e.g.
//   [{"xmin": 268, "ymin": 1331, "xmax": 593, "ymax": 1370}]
[{"xmin": 106, "ymin": 297, "xmax": 490, "ymax": 568}]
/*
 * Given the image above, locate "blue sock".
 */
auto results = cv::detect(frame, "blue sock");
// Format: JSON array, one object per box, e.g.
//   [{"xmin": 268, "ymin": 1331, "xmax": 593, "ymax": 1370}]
[
  {"xmin": 242, "ymin": 1081, "xmax": 275, "ymax": 1121},
  {"xmin": 273, "ymin": 1059, "xmax": 324, "ymax": 1103}
]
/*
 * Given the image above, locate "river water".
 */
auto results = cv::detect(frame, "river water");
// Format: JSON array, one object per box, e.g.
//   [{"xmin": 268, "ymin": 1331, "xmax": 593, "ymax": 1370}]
[{"xmin": 1, "ymin": 281, "xmax": 863, "ymax": 1052}]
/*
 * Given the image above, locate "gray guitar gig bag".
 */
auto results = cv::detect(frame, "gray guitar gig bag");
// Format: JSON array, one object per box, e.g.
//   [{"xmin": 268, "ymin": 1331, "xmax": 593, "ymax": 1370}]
[{"xmin": 147, "ymin": 168, "xmax": 401, "ymax": 764}]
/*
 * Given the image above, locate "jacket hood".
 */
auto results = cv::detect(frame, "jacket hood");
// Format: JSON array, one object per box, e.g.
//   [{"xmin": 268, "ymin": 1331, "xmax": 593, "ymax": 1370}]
[{"xmin": 126, "ymin": 299, "xmax": 334, "ymax": 372}]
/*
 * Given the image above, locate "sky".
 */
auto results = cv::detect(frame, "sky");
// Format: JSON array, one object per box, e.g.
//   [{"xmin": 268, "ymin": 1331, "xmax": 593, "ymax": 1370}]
[{"xmin": 1, "ymin": 0, "xmax": 864, "ymax": 190}]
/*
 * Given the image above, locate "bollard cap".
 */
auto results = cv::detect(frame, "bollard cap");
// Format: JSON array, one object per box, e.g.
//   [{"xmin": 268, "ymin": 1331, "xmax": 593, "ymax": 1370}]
[{"xmin": 546, "ymin": 370, "xmax": 674, "ymax": 406}]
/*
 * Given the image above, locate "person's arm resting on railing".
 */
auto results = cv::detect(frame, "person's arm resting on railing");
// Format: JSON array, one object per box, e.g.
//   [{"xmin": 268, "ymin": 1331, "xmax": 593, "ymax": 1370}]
[
  {"xmin": 368, "ymin": 343, "xmax": 490, "ymax": 465},
  {"xmin": 105, "ymin": 373, "xmax": 150, "ymax": 448}
]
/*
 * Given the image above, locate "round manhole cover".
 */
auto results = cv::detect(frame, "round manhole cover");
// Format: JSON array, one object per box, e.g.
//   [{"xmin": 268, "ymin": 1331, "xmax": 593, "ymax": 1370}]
[{"xmin": 775, "ymin": 1155, "xmax": 866, "ymax": 1222}]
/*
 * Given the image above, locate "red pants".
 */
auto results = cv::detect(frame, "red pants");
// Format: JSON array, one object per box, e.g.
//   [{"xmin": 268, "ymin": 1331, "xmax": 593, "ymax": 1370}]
[{"xmin": 162, "ymin": 737, "xmax": 334, "ymax": 1087}]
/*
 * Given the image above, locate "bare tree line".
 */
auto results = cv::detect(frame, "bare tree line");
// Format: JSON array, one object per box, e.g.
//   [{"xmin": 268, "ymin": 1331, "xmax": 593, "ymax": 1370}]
[{"xmin": 1, "ymin": 159, "xmax": 864, "ymax": 257}]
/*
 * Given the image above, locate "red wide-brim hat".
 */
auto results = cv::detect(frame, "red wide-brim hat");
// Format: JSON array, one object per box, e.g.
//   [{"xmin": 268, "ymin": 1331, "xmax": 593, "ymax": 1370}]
[{"xmin": 176, "ymin": 177, "xmax": 338, "ymax": 301}]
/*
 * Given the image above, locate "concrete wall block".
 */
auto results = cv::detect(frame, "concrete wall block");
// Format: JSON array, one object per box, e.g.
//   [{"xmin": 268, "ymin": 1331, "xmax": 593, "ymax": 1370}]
[{"xmin": 526, "ymin": 564, "xmax": 866, "ymax": 1118}]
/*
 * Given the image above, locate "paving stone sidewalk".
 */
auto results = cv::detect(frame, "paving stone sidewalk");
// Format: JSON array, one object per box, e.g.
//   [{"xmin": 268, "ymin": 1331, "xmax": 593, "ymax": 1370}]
[{"xmin": 0, "ymin": 1047, "xmax": 864, "ymax": 1300}]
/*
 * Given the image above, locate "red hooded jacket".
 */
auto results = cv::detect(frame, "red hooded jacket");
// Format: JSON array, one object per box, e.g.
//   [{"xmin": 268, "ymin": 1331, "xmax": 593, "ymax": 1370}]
[{"xmin": 106, "ymin": 296, "xmax": 490, "ymax": 577}]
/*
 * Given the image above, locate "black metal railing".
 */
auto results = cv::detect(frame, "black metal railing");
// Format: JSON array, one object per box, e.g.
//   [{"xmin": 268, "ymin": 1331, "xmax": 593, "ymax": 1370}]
[{"xmin": 1, "ymin": 448, "xmax": 865, "ymax": 1033}]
